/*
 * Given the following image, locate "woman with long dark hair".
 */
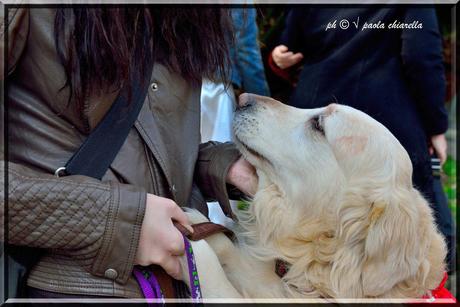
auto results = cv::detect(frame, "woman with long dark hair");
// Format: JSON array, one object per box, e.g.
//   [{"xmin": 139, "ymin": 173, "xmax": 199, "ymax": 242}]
[{"xmin": 1, "ymin": 7, "xmax": 256, "ymax": 298}]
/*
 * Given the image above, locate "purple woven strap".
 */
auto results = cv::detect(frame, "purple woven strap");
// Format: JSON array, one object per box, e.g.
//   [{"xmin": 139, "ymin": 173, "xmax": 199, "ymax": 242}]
[
  {"xmin": 184, "ymin": 234, "xmax": 202, "ymax": 300},
  {"xmin": 147, "ymin": 271, "xmax": 164, "ymax": 299},
  {"xmin": 133, "ymin": 267, "xmax": 156, "ymax": 299},
  {"xmin": 133, "ymin": 234, "xmax": 202, "ymax": 300}
]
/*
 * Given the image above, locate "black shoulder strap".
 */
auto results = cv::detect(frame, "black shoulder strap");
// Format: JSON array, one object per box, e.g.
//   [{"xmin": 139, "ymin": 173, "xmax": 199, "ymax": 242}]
[{"xmin": 59, "ymin": 59, "xmax": 154, "ymax": 180}]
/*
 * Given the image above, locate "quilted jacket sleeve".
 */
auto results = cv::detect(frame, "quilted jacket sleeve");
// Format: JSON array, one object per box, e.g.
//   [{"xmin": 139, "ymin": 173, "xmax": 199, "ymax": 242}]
[{"xmin": 0, "ymin": 161, "xmax": 147, "ymax": 285}]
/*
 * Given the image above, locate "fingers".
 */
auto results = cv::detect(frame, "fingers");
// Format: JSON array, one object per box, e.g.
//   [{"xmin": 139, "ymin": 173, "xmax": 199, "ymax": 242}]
[
  {"xmin": 431, "ymin": 145, "xmax": 446, "ymax": 166},
  {"xmin": 430, "ymin": 134, "xmax": 448, "ymax": 165},
  {"xmin": 168, "ymin": 228, "xmax": 185, "ymax": 256},
  {"xmin": 227, "ymin": 157, "xmax": 258, "ymax": 197},
  {"xmin": 281, "ymin": 51, "xmax": 294, "ymax": 58},
  {"xmin": 273, "ymin": 45, "xmax": 292, "ymax": 69},
  {"xmin": 438, "ymin": 150, "xmax": 447, "ymax": 165},
  {"xmin": 291, "ymin": 52, "xmax": 304, "ymax": 63},
  {"xmin": 136, "ymin": 194, "xmax": 193, "ymax": 269},
  {"xmin": 434, "ymin": 147, "xmax": 447, "ymax": 165},
  {"xmin": 280, "ymin": 52, "xmax": 303, "ymax": 65},
  {"xmin": 275, "ymin": 44, "xmax": 288, "ymax": 53},
  {"xmin": 272, "ymin": 45, "xmax": 304, "ymax": 69},
  {"xmin": 162, "ymin": 255, "xmax": 182, "ymax": 280},
  {"xmin": 169, "ymin": 203, "xmax": 194, "ymax": 233},
  {"xmin": 165, "ymin": 201, "xmax": 189, "ymax": 254}
]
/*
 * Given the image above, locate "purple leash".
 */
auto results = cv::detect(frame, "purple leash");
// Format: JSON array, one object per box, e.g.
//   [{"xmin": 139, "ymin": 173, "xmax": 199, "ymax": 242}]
[
  {"xmin": 132, "ymin": 267, "xmax": 160, "ymax": 299},
  {"xmin": 184, "ymin": 233, "xmax": 202, "ymax": 300},
  {"xmin": 133, "ymin": 234, "xmax": 202, "ymax": 300}
]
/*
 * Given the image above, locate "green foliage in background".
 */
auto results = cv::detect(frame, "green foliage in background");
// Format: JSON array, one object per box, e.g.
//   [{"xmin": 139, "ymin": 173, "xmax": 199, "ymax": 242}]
[
  {"xmin": 256, "ymin": 7, "xmax": 286, "ymax": 50},
  {"xmin": 443, "ymin": 156, "xmax": 456, "ymax": 217}
]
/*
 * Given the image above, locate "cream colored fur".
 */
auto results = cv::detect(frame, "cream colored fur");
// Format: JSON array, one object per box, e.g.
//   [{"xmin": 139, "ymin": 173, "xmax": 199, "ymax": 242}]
[{"xmin": 182, "ymin": 96, "xmax": 447, "ymax": 299}]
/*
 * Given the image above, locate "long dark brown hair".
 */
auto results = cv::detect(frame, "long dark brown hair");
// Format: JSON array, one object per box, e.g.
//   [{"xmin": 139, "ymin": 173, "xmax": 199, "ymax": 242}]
[{"xmin": 54, "ymin": 7, "xmax": 233, "ymax": 110}]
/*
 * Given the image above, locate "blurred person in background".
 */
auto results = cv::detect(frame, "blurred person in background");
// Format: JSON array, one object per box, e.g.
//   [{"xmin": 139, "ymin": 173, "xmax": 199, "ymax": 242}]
[
  {"xmin": 229, "ymin": 8, "xmax": 271, "ymax": 97},
  {"xmin": 269, "ymin": 7, "xmax": 455, "ymax": 273}
]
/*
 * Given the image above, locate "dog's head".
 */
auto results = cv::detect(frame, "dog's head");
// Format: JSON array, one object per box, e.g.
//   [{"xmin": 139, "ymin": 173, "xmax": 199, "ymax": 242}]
[
  {"xmin": 233, "ymin": 93, "xmax": 412, "ymax": 208},
  {"xmin": 233, "ymin": 94, "xmax": 446, "ymax": 298}
]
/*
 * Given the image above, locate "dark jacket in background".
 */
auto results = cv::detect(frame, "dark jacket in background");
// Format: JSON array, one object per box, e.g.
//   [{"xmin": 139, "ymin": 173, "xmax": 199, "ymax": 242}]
[{"xmin": 280, "ymin": 7, "xmax": 448, "ymax": 202}]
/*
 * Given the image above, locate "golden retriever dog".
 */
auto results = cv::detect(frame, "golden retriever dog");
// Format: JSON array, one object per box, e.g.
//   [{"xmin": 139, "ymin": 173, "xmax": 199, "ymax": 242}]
[{"xmin": 179, "ymin": 93, "xmax": 447, "ymax": 299}]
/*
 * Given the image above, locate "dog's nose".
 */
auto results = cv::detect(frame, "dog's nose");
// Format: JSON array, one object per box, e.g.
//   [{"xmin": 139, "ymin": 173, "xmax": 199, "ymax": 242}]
[{"xmin": 237, "ymin": 93, "xmax": 255, "ymax": 110}]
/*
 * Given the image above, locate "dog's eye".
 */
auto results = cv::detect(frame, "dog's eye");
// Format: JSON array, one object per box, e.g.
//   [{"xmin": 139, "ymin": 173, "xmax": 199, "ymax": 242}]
[{"xmin": 311, "ymin": 116, "xmax": 325, "ymax": 134}]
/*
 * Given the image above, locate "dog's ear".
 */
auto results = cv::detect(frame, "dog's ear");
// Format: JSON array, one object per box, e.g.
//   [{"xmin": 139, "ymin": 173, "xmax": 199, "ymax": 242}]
[{"xmin": 331, "ymin": 185, "xmax": 427, "ymax": 297}]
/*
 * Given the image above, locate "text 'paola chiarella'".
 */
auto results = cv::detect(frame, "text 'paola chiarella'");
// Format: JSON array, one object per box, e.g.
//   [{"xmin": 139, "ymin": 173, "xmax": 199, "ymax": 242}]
[{"xmin": 325, "ymin": 17, "xmax": 423, "ymax": 31}]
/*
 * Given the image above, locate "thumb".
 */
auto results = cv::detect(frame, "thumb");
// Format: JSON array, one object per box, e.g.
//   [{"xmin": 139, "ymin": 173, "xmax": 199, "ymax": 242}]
[
  {"xmin": 277, "ymin": 45, "xmax": 288, "ymax": 52},
  {"xmin": 171, "ymin": 205, "xmax": 194, "ymax": 233}
]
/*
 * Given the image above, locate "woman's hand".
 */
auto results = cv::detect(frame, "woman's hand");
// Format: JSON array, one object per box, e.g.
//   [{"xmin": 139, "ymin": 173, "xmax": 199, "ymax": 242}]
[
  {"xmin": 227, "ymin": 157, "xmax": 258, "ymax": 197},
  {"xmin": 135, "ymin": 194, "xmax": 193, "ymax": 280},
  {"xmin": 429, "ymin": 134, "xmax": 448, "ymax": 165},
  {"xmin": 272, "ymin": 45, "xmax": 304, "ymax": 69}
]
